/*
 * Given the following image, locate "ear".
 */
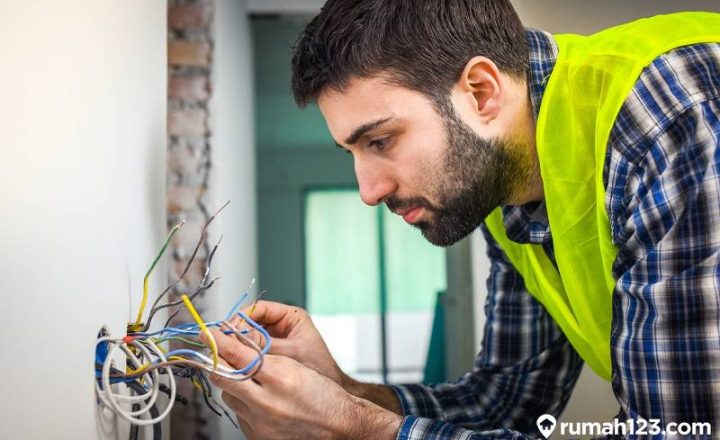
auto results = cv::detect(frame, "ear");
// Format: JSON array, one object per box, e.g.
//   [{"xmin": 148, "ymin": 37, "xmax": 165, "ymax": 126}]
[{"xmin": 455, "ymin": 56, "xmax": 503, "ymax": 122}]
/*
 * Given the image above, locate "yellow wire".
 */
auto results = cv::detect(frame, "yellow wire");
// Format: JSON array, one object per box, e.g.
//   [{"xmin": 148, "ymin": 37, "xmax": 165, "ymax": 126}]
[
  {"xmin": 236, "ymin": 296, "xmax": 261, "ymax": 328},
  {"xmin": 181, "ymin": 294, "xmax": 219, "ymax": 370},
  {"xmin": 152, "ymin": 339, "xmax": 168, "ymax": 353},
  {"xmin": 131, "ymin": 276, "xmax": 151, "ymax": 331},
  {"xmin": 126, "ymin": 355, "xmax": 187, "ymax": 376},
  {"xmin": 131, "ymin": 221, "xmax": 184, "ymax": 330}
]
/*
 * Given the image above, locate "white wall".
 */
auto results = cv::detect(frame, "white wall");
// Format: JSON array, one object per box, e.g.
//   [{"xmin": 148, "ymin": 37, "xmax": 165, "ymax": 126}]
[
  {"xmin": 210, "ymin": 0, "xmax": 256, "ymax": 320},
  {"xmin": 471, "ymin": 0, "xmax": 720, "ymax": 430},
  {"xmin": 0, "ymin": 1, "xmax": 166, "ymax": 439},
  {"xmin": 210, "ymin": 0, "xmax": 256, "ymax": 439}
]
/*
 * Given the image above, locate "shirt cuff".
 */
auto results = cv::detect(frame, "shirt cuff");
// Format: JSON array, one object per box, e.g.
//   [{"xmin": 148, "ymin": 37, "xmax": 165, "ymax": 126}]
[
  {"xmin": 395, "ymin": 415, "xmax": 475, "ymax": 440},
  {"xmin": 396, "ymin": 415, "xmax": 530, "ymax": 440},
  {"xmin": 389, "ymin": 384, "xmax": 444, "ymax": 419}
]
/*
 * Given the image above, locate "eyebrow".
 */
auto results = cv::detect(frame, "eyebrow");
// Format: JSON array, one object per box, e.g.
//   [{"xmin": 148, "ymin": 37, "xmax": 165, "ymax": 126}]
[{"xmin": 343, "ymin": 116, "xmax": 393, "ymax": 145}]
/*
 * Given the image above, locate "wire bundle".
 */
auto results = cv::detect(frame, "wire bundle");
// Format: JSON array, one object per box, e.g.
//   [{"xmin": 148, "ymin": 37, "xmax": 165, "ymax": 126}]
[
  {"xmin": 95, "ymin": 202, "xmax": 269, "ymax": 437},
  {"xmin": 95, "ymin": 308, "xmax": 270, "ymax": 431}
]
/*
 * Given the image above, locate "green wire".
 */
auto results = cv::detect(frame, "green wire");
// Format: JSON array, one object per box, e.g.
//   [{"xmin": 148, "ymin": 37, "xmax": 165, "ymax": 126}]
[
  {"xmin": 154, "ymin": 336, "xmax": 206, "ymax": 349},
  {"xmin": 131, "ymin": 220, "xmax": 185, "ymax": 329}
]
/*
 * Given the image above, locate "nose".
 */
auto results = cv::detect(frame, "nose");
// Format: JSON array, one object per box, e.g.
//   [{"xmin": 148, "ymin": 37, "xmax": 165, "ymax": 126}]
[{"xmin": 354, "ymin": 157, "xmax": 396, "ymax": 206}]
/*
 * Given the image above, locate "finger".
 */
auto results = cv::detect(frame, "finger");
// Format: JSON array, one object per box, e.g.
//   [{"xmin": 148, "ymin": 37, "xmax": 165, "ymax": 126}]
[
  {"xmin": 234, "ymin": 301, "xmax": 306, "ymax": 337},
  {"xmin": 220, "ymin": 319, "xmax": 287, "ymax": 358},
  {"xmin": 264, "ymin": 337, "xmax": 294, "ymax": 357},
  {"xmin": 220, "ymin": 388, "xmax": 249, "ymax": 413},
  {"xmin": 238, "ymin": 419, "xmax": 254, "ymax": 440},
  {"xmin": 224, "ymin": 321, "xmax": 271, "ymax": 354},
  {"xmin": 224, "ymin": 321, "xmax": 268, "ymax": 349},
  {"xmin": 208, "ymin": 355, "xmax": 259, "ymax": 392},
  {"xmin": 205, "ymin": 329, "xmax": 268, "ymax": 381}
]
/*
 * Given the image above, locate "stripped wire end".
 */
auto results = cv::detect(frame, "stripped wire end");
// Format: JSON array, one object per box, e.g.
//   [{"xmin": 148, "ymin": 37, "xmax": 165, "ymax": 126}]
[{"xmin": 248, "ymin": 290, "xmax": 267, "ymax": 317}]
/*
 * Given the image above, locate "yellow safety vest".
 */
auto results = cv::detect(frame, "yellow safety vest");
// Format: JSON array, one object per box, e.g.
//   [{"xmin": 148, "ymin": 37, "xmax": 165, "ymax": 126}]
[{"xmin": 485, "ymin": 12, "xmax": 720, "ymax": 380}]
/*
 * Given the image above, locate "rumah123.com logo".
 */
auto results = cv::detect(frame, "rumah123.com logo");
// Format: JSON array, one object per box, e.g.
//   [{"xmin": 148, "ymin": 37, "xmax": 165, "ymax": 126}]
[{"xmin": 537, "ymin": 414, "xmax": 557, "ymax": 438}]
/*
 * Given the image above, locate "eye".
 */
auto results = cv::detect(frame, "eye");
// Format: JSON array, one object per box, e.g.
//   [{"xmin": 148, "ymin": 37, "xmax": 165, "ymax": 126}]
[{"xmin": 368, "ymin": 137, "xmax": 390, "ymax": 151}]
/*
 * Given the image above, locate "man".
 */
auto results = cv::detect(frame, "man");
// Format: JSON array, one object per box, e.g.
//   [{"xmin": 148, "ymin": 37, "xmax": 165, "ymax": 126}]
[{"xmin": 209, "ymin": 1, "xmax": 720, "ymax": 438}]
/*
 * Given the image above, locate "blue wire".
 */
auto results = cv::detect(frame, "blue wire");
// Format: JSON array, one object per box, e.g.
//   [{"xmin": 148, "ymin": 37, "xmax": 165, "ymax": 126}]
[
  {"xmin": 226, "ymin": 292, "xmax": 249, "ymax": 321},
  {"xmin": 132, "ymin": 320, "xmax": 252, "ymax": 338},
  {"xmin": 148, "ymin": 311, "xmax": 271, "ymax": 375}
]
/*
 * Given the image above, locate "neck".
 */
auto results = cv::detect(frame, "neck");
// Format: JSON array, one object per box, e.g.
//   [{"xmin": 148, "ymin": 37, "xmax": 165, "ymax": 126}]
[{"xmin": 505, "ymin": 83, "xmax": 544, "ymax": 205}]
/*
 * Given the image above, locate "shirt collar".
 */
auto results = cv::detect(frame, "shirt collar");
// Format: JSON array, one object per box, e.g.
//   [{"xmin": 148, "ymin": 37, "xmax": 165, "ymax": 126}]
[
  {"xmin": 526, "ymin": 28, "xmax": 558, "ymax": 123},
  {"xmin": 499, "ymin": 29, "xmax": 558, "ymax": 245}
]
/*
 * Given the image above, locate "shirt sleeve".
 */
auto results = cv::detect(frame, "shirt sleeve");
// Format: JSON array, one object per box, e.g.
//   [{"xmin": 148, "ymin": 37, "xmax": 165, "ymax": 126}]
[
  {"xmin": 389, "ymin": 226, "xmax": 584, "ymax": 439},
  {"xmin": 608, "ymin": 96, "xmax": 720, "ymax": 436}
]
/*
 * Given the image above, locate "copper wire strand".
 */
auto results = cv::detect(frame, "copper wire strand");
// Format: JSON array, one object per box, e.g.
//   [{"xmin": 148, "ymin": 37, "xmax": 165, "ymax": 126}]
[{"xmin": 143, "ymin": 201, "xmax": 229, "ymax": 331}]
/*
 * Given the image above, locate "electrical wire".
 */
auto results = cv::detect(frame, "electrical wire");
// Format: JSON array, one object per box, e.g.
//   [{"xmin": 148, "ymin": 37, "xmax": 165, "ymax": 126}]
[
  {"xmin": 181, "ymin": 294, "xmax": 218, "ymax": 370},
  {"xmin": 146, "ymin": 235, "xmax": 223, "ymax": 330},
  {"xmin": 143, "ymin": 201, "xmax": 229, "ymax": 331},
  {"xmin": 160, "ymin": 275, "xmax": 220, "ymax": 330},
  {"xmin": 96, "ymin": 308, "xmax": 269, "ymax": 430},
  {"xmin": 130, "ymin": 220, "xmax": 185, "ymax": 331},
  {"xmin": 96, "ymin": 201, "xmax": 271, "ymax": 432},
  {"xmin": 232, "ymin": 290, "xmax": 266, "ymax": 332},
  {"xmin": 154, "ymin": 336, "xmax": 206, "ymax": 348},
  {"xmin": 225, "ymin": 292, "xmax": 250, "ymax": 321},
  {"xmin": 125, "ymin": 376, "xmax": 162, "ymax": 440}
]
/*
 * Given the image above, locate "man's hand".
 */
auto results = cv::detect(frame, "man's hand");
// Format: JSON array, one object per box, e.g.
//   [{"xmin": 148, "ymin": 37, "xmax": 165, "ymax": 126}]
[
  {"xmin": 233, "ymin": 300, "xmax": 404, "ymax": 414},
  {"xmin": 208, "ymin": 327, "xmax": 403, "ymax": 440},
  {"xmin": 232, "ymin": 301, "xmax": 346, "ymax": 385}
]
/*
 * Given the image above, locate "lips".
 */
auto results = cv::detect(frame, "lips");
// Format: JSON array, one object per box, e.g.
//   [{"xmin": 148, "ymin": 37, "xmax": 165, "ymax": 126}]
[{"xmin": 396, "ymin": 206, "xmax": 423, "ymax": 224}]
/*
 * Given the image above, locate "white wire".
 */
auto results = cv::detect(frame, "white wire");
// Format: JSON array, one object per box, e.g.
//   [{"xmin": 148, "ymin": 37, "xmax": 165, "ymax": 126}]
[
  {"xmin": 94, "ymin": 321, "xmax": 261, "ymax": 428},
  {"xmin": 99, "ymin": 340, "xmax": 176, "ymax": 426},
  {"xmin": 97, "ymin": 342, "xmax": 157, "ymax": 418},
  {"xmin": 116, "ymin": 342, "xmax": 161, "ymax": 414},
  {"xmin": 96, "ymin": 339, "xmax": 177, "ymax": 426},
  {"xmin": 112, "ymin": 343, "xmax": 157, "ymax": 404}
]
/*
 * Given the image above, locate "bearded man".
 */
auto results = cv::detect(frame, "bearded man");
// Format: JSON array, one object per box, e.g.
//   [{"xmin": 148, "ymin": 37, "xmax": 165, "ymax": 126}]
[{"xmin": 208, "ymin": 1, "xmax": 720, "ymax": 438}]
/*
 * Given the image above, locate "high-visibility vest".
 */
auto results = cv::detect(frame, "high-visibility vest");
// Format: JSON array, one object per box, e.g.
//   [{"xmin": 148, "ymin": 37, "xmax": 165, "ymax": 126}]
[{"xmin": 485, "ymin": 12, "xmax": 720, "ymax": 380}]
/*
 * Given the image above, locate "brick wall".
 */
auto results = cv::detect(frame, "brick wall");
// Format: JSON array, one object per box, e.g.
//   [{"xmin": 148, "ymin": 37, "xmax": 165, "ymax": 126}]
[{"xmin": 167, "ymin": 1, "xmax": 216, "ymax": 438}]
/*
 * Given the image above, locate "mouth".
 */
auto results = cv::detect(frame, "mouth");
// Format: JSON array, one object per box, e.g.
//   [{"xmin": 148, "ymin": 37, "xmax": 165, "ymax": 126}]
[{"xmin": 395, "ymin": 206, "xmax": 423, "ymax": 224}]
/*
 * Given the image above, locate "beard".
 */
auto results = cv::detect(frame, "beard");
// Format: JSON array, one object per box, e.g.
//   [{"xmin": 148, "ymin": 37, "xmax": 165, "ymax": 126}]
[{"xmin": 387, "ymin": 101, "xmax": 529, "ymax": 247}]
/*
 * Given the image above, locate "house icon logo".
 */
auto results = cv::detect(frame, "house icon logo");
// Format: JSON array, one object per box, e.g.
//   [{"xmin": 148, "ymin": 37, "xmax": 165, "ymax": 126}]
[{"xmin": 536, "ymin": 414, "xmax": 557, "ymax": 439}]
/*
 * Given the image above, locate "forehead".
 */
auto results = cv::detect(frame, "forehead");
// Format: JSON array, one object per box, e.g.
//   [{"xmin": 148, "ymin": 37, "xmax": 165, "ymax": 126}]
[{"xmin": 317, "ymin": 76, "xmax": 436, "ymax": 142}]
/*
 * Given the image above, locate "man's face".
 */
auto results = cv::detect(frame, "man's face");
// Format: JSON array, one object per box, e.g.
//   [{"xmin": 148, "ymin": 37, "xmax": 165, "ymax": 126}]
[{"xmin": 318, "ymin": 76, "xmax": 527, "ymax": 247}]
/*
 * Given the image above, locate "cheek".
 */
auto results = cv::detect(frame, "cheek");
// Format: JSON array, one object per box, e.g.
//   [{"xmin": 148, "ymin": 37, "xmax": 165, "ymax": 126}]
[
  {"xmin": 394, "ymin": 122, "xmax": 449, "ymax": 195},
  {"xmin": 398, "ymin": 151, "xmax": 445, "ymax": 199},
  {"xmin": 412, "ymin": 138, "xmax": 448, "ymax": 180}
]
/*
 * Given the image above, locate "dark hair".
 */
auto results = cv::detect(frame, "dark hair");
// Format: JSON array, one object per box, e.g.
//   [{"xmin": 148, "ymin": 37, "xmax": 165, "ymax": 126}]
[{"xmin": 291, "ymin": 0, "xmax": 529, "ymax": 107}]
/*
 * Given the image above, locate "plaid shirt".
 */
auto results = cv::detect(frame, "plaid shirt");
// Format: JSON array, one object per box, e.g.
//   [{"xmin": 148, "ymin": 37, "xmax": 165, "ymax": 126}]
[{"xmin": 390, "ymin": 28, "xmax": 720, "ymax": 439}]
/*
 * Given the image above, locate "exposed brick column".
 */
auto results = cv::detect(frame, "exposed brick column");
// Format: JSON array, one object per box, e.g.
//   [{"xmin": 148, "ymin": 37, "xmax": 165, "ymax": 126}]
[{"xmin": 167, "ymin": 1, "xmax": 216, "ymax": 439}]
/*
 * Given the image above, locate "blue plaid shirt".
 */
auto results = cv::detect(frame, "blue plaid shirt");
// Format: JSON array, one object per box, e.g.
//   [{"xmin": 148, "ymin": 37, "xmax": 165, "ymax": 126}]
[{"xmin": 390, "ymin": 28, "xmax": 720, "ymax": 439}]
